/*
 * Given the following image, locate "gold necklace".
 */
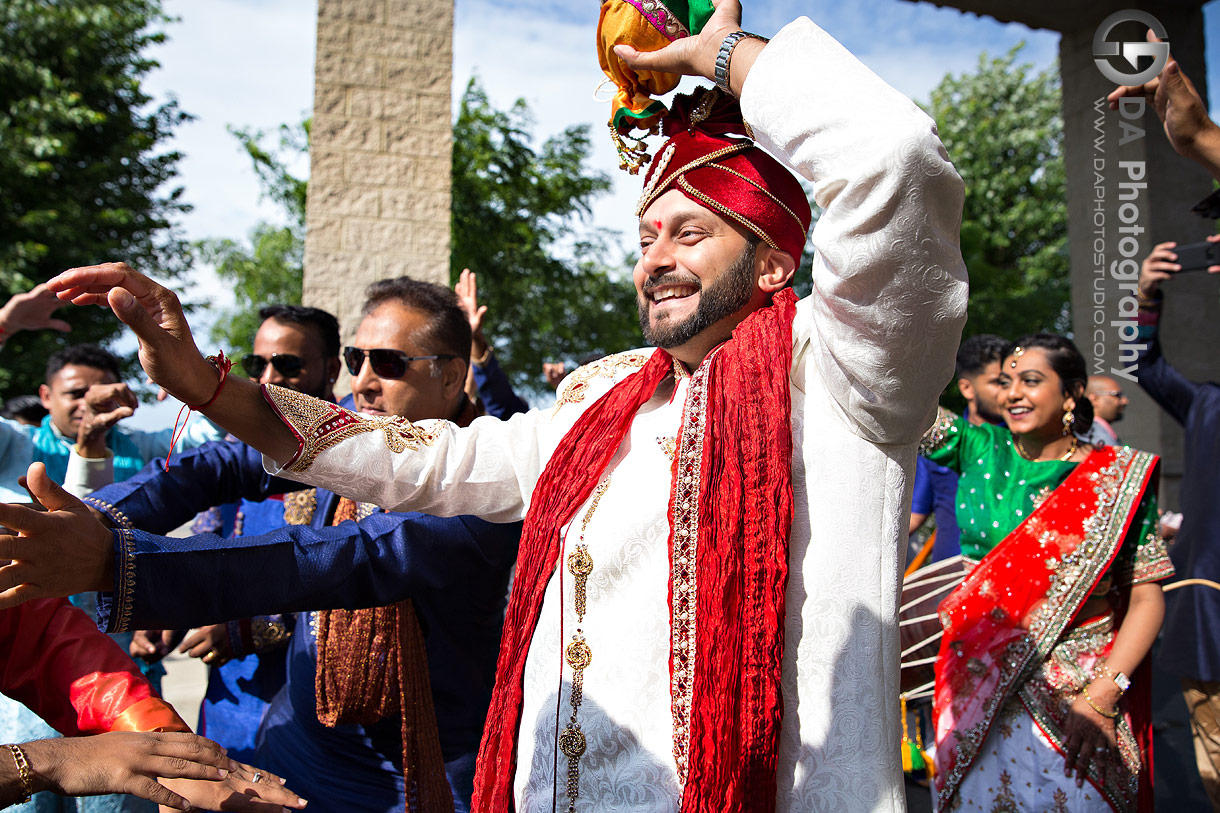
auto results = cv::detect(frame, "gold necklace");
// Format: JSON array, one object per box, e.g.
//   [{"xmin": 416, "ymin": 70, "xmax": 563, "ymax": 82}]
[
  {"xmin": 559, "ymin": 478, "xmax": 611, "ymax": 813},
  {"xmin": 1015, "ymin": 434, "xmax": 1077, "ymax": 462}
]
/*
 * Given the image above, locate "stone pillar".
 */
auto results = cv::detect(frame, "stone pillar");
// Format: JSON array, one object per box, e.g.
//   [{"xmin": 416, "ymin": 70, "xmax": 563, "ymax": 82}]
[
  {"xmin": 1061, "ymin": 7, "xmax": 1219, "ymax": 508},
  {"xmin": 303, "ymin": 0, "xmax": 453, "ymax": 380}
]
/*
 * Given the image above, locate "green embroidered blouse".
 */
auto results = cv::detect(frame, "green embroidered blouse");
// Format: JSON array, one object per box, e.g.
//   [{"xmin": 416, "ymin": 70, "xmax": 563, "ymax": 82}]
[{"xmin": 921, "ymin": 408, "xmax": 1174, "ymax": 586}]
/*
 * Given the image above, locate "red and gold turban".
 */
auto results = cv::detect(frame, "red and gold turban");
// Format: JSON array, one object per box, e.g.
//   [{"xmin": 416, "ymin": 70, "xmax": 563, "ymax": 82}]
[{"xmin": 637, "ymin": 88, "xmax": 812, "ymax": 262}]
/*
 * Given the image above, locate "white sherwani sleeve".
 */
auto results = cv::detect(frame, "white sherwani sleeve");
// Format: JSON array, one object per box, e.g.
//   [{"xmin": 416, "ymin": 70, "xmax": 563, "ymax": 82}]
[
  {"xmin": 741, "ymin": 18, "xmax": 968, "ymax": 444},
  {"xmin": 261, "ymin": 390, "xmax": 565, "ymax": 523}
]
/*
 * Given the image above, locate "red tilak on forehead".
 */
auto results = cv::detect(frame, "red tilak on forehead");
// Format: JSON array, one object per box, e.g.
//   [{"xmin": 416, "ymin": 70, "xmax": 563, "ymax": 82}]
[{"xmin": 654, "ymin": 220, "xmax": 663, "ymax": 230}]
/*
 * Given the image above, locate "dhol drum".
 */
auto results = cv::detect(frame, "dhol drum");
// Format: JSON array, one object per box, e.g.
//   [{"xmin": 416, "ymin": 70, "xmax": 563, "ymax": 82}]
[{"xmin": 899, "ymin": 555, "xmax": 965, "ymax": 700}]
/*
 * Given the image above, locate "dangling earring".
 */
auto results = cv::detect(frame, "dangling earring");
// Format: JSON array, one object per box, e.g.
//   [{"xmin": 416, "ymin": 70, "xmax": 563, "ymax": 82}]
[{"xmin": 1062, "ymin": 407, "xmax": 1074, "ymax": 436}]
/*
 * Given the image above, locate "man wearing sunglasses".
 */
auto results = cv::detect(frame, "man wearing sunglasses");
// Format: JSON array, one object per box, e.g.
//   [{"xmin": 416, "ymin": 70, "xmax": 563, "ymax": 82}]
[
  {"xmin": 6, "ymin": 280, "xmax": 519, "ymax": 813},
  {"xmin": 240, "ymin": 304, "xmax": 343, "ymax": 399}
]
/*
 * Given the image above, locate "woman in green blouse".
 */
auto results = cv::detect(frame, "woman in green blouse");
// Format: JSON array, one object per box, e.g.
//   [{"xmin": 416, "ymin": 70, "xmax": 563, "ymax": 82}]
[{"xmin": 922, "ymin": 334, "xmax": 1173, "ymax": 813}]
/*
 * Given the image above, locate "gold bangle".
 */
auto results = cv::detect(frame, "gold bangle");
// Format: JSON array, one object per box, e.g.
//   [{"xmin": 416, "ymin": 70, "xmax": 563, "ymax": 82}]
[
  {"xmin": 6, "ymin": 744, "xmax": 33, "ymax": 803},
  {"xmin": 1082, "ymin": 685, "xmax": 1120, "ymax": 719},
  {"xmin": 469, "ymin": 345, "xmax": 491, "ymax": 366}
]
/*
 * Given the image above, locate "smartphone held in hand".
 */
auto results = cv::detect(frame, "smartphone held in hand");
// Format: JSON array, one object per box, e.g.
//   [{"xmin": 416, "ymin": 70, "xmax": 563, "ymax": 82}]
[{"xmin": 1172, "ymin": 240, "xmax": 1220, "ymax": 273}]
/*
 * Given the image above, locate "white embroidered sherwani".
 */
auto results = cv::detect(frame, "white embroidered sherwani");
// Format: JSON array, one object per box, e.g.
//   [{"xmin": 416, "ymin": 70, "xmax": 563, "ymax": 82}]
[{"xmin": 264, "ymin": 18, "xmax": 968, "ymax": 812}]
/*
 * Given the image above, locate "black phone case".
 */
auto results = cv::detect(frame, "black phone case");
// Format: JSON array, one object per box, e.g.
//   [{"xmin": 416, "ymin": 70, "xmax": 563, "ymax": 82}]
[{"xmin": 1173, "ymin": 240, "xmax": 1220, "ymax": 272}]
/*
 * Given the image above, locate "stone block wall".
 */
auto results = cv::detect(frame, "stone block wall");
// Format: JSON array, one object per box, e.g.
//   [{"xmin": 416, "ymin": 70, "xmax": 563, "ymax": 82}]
[{"xmin": 303, "ymin": 0, "xmax": 453, "ymax": 375}]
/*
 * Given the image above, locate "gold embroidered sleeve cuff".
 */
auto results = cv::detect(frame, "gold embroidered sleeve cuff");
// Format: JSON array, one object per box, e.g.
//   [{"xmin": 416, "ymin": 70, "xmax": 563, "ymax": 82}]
[
  {"xmin": 82, "ymin": 496, "xmax": 134, "ymax": 532},
  {"xmin": 1129, "ymin": 530, "xmax": 1177, "ymax": 585},
  {"xmin": 262, "ymin": 383, "xmax": 444, "ymax": 473},
  {"xmin": 108, "ymin": 528, "xmax": 137, "ymax": 634}
]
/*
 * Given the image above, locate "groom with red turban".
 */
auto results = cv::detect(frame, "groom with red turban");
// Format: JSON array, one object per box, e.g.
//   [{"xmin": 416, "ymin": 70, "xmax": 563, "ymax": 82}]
[{"xmin": 25, "ymin": 2, "xmax": 969, "ymax": 810}]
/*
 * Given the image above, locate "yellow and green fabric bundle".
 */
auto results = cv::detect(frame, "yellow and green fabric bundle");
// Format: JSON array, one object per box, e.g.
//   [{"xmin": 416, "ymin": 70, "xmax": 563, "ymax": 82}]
[{"xmin": 596, "ymin": 0, "xmax": 714, "ymax": 138}]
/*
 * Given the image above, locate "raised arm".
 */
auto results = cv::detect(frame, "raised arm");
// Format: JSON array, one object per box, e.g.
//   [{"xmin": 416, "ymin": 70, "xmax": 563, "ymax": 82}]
[
  {"xmin": 46, "ymin": 264, "xmax": 299, "ymax": 463},
  {"xmin": 1108, "ymin": 31, "xmax": 1220, "ymax": 180},
  {"xmin": 47, "ymin": 264, "xmax": 558, "ymax": 518},
  {"xmin": 97, "ymin": 513, "xmax": 520, "ymax": 633},
  {"xmin": 1133, "ymin": 240, "xmax": 1212, "ymax": 424},
  {"xmin": 747, "ymin": 21, "xmax": 967, "ymax": 443},
  {"xmin": 83, "ymin": 439, "xmax": 296, "ymax": 534}
]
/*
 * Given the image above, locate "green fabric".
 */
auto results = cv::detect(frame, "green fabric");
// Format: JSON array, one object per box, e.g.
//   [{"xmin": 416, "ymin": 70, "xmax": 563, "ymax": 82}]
[
  {"xmin": 666, "ymin": 0, "xmax": 715, "ymax": 34},
  {"xmin": 923, "ymin": 413, "xmax": 1160, "ymax": 567},
  {"xmin": 611, "ymin": 99, "xmax": 666, "ymax": 130}
]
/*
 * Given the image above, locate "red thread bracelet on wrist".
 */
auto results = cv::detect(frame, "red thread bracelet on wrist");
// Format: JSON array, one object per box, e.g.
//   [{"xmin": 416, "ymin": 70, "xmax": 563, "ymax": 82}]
[
  {"xmin": 193, "ymin": 351, "xmax": 233, "ymax": 409},
  {"xmin": 165, "ymin": 351, "xmax": 232, "ymax": 470}
]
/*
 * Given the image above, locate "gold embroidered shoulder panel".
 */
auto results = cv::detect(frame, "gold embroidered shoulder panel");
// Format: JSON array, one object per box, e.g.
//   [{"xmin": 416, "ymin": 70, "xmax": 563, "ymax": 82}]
[
  {"xmin": 264, "ymin": 385, "xmax": 444, "ymax": 473},
  {"xmin": 919, "ymin": 405, "xmax": 959, "ymax": 456},
  {"xmin": 553, "ymin": 352, "xmax": 651, "ymax": 413}
]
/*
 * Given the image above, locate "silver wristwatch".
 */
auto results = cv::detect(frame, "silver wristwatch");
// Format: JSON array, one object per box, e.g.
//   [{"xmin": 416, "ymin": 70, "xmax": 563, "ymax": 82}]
[{"xmin": 714, "ymin": 30, "xmax": 769, "ymax": 97}]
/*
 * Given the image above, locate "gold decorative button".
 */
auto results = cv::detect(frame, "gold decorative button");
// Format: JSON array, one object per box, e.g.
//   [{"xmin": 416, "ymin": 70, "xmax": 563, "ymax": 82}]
[{"xmin": 559, "ymin": 725, "xmax": 587, "ymax": 758}]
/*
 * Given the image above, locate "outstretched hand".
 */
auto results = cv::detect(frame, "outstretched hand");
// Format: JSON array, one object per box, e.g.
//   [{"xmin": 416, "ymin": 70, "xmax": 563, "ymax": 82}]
[
  {"xmin": 1107, "ymin": 30, "xmax": 1220, "ymax": 176},
  {"xmin": 180, "ymin": 624, "xmax": 234, "ymax": 667},
  {"xmin": 613, "ymin": 0, "xmax": 752, "ymax": 89},
  {"xmin": 19, "ymin": 732, "xmax": 307, "ymax": 811},
  {"xmin": 0, "ymin": 284, "xmax": 72, "ymax": 337},
  {"xmin": 161, "ymin": 759, "xmax": 306, "ymax": 812},
  {"xmin": 47, "ymin": 263, "xmax": 218, "ymax": 406},
  {"xmin": 0, "ymin": 463, "xmax": 115, "ymax": 610}
]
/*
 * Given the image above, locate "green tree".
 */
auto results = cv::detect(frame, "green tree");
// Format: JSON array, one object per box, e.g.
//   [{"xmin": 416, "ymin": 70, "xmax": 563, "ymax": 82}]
[
  {"xmin": 208, "ymin": 82, "xmax": 638, "ymax": 396},
  {"xmin": 451, "ymin": 79, "xmax": 640, "ymax": 395},
  {"xmin": 926, "ymin": 45, "xmax": 1069, "ymax": 342},
  {"xmin": 0, "ymin": 0, "xmax": 191, "ymax": 398},
  {"xmin": 201, "ymin": 123, "xmax": 308, "ymax": 355}
]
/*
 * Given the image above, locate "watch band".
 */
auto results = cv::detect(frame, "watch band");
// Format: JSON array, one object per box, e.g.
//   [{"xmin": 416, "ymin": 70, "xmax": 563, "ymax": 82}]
[
  {"xmin": 1095, "ymin": 661, "xmax": 1131, "ymax": 693},
  {"xmin": 714, "ymin": 31, "xmax": 769, "ymax": 97}
]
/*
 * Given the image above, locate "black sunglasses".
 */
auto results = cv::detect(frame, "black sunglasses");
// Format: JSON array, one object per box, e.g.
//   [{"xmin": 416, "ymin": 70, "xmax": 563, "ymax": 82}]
[
  {"xmin": 242, "ymin": 353, "xmax": 305, "ymax": 379},
  {"xmin": 343, "ymin": 347, "xmax": 457, "ymax": 379}
]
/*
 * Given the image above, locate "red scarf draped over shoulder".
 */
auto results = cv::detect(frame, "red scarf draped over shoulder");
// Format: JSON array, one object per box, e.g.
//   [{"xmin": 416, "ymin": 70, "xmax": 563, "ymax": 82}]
[{"xmin": 474, "ymin": 288, "xmax": 798, "ymax": 812}]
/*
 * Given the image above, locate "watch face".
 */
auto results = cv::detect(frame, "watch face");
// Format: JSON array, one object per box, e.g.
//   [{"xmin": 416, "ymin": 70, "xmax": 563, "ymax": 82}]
[{"xmin": 1115, "ymin": 673, "xmax": 1131, "ymax": 692}]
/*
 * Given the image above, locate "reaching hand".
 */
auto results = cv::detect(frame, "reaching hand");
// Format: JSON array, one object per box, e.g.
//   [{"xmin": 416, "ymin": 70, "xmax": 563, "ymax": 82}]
[
  {"xmin": 1107, "ymin": 31, "xmax": 1220, "ymax": 175},
  {"xmin": 47, "ymin": 263, "xmax": 218, "ymax": 406},
  {"xmin": 13, "ymin": 731, "xmax": 292, "ymax": 811},
  {"xmin": 0, "ymin": 284, "xmax": 72, "ymax": 339},
  {"xmin": 613, "ymin": 0, "xmax": 747, "ymax": 86},
  {"xmin": 0, "ymin": 463, "xmax": 115, "ymax": 610},
  {"xmin": 543, "ymin": 362, "xmax": 567, "ymax": 391},
  {"xmin": 131, "ymin": 629, "xmax": 178, "ymax": 663},
  {"xmin": 77, "ymin": 382, "xmax": 139, "ymax": 457},
  {"xmin": 180, "ymin": 624, "xmax": 234, "ymax": 667}
]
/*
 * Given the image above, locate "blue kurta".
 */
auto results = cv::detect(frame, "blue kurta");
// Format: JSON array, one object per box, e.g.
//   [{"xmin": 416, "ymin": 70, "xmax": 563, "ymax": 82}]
[{"xmin": 85, "ymin": 439, "xmax": 521, "ymax": 813}]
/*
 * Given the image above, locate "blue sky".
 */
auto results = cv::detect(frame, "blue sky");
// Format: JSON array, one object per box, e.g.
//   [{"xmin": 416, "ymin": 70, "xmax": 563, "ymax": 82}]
[{"xmin": 129, "ymin": 0, "xmax": 1219, "ymax": 425}]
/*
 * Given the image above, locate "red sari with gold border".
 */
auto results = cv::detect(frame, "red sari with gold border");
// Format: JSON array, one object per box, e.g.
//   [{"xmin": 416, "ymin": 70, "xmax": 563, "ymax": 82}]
[{"xmin": 932, "ymin": 446, "xmax": 1161, "ymax": 812}]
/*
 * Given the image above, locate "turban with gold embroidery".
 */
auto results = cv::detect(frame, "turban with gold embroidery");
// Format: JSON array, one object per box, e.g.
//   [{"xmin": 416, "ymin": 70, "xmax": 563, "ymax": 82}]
[{"xmin": 637, "ymin": 88, "xmax": 812, "ymax": 262}]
